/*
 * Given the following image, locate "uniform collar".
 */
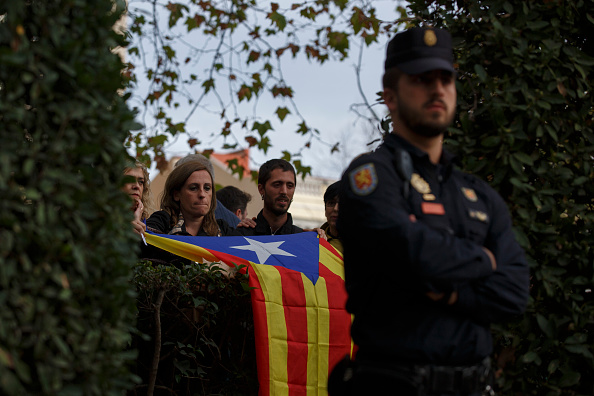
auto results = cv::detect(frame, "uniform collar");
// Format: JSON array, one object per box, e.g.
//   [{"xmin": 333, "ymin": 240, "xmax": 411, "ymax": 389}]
[{"xmin": 385, "ymin": 133, "xmax": 458, "ymax": 177}]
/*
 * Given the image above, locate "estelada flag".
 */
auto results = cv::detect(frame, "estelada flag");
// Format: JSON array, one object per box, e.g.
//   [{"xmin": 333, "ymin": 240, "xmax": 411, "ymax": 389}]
[{"xmin": 144, "ymin": 231, "xmax": 353, "ymax": 396}]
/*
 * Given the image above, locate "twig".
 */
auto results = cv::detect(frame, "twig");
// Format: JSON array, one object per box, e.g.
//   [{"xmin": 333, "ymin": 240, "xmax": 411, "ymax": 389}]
[{"xmin": 147, "ymin": 287, "xmax": 166, "ymax": 396}]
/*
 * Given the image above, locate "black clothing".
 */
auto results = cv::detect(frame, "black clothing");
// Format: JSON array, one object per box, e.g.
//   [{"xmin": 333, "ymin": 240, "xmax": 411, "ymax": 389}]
[
  {"xmin": 141, "ymin": 210, "xmax": 240, "ymax": 264},
  {"xmin": 237, "ymin": 210, "xmax": 303, "ymax": 236},
  {"xmin": 338, "ymin": 133, "xmax": 529, "ymax": 366},
  {"xmin": 146, "ymin": 210, "xmax": 240, "ymax": 237}
]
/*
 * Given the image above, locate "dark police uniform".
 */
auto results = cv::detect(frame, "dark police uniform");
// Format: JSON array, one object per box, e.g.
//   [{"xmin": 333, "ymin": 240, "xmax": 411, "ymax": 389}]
[
  {"xmin": 237, "ymin": 210, "xmax": 303, "ymax": 236},
  {"xmin": 336, "ymin": 133, "xmax": 530, "ymax": 395}
]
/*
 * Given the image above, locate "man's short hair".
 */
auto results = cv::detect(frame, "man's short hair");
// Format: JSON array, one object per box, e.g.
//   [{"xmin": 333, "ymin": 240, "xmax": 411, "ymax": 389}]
[
  {"xmin": 216, "ymin": 186, "xmax": 252, "ymax": 213},
  {"xmin": 324, "ymin": 181, "xmax": 340, "ymax": 203},
  {"xmin": 258, "ymin": 159, "xmax": 296, "ymax": 186}
]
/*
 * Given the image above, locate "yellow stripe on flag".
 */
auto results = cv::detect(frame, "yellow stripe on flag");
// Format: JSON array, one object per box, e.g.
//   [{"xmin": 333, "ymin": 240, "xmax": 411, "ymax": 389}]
[
  {"xmin": 319, "ymin": 245, "xmax": 344, "ymax": 281},
  {"xmin": 302, "ymin": 274, "xmax": 331, "ymax": 396},
  {"xmin": 144, "ymin": 233, "xmax": 218, "ymax": 263},
  {"xmin": 251, "ymin": 263, "xmax": 289, "ymax": 396}
]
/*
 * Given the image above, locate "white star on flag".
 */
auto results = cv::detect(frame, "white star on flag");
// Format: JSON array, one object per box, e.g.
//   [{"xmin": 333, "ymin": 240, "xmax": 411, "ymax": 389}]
[{"xmin": 230, "ymin": 237, "xmax": 296, "ymax": 264}]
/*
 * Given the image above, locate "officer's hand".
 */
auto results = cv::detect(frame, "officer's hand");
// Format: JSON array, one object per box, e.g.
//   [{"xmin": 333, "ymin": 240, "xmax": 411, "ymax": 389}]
[
  {"xmin": 482, "ymin": 247, "xmax": 497, "ymax": 271},
  {"xmin": 237, "ymin": 217, "xmax": 257, "ymax": 228},
  {"xmin": 426, "ymin": 291, "xmax": 458, "ymax": 305}
]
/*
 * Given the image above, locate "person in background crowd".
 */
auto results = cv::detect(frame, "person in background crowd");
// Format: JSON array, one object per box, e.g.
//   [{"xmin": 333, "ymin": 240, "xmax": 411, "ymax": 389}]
[
  {"xmin": 216, "ymin": 185, "xmax": 252, "ymax": 221},
  {"xmin": 332, "ymin": 27, "xmax": 530, "ymax": 396},
  {"xmin": 122, "ymin": 160, "xmax": 151, "ymax": 236},
  {"xmin": 320, "ymin": 181, "xmax": 342, "ymax": 254},
  {"xmin": 175, "ymin": 153, "xmax": 241, "ymax": 227}
]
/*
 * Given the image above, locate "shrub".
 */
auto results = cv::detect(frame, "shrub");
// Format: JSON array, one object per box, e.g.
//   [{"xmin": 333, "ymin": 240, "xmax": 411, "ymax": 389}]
[
  {"xmin": 129, "ymin": 261, "xmax": 257, "ymax": 396},
  {"xmin": 0, "ymin": 1, "xmax": 140, "ymax": 394}
]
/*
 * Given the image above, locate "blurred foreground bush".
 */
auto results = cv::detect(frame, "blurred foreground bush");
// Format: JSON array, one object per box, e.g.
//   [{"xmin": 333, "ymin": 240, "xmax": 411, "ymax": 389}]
[{"xmin": 0, "ymin": 1, "xmax": 140, "ymax": 394}]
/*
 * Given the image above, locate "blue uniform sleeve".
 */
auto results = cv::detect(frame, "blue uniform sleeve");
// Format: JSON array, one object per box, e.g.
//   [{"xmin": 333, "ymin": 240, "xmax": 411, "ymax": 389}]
[{"xmin": 450, "ymin": 190, "xmax": 530, "ymax": 324}]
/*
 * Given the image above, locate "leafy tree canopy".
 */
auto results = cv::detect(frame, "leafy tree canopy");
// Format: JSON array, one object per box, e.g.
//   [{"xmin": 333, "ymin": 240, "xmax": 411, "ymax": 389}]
[{"xmin": 125, "ymin": 0, "xmax": 409, "ymax": 177}]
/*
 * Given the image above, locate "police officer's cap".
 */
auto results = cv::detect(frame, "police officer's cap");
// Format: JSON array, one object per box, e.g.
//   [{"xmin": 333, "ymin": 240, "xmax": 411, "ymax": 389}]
[{"xmin": 384, "ymin": 27, "xmax": 455, "ymax": 74}]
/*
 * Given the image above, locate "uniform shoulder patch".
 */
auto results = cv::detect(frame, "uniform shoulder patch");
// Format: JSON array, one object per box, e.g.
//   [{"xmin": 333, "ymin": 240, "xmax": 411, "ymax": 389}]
[{"xmin": 349, "ymin": 163, "xmax": 378, "ymax": 196}]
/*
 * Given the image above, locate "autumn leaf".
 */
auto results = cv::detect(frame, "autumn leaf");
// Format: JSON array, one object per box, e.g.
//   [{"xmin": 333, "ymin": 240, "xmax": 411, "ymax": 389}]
[{"xmin": 245, "ymin": 136, "xmax": 258, "ymax": 147}]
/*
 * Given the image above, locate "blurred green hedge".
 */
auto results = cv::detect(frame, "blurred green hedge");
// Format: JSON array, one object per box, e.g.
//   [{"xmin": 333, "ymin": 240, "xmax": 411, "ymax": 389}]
[{"xmin": 0, "ymin": 1, "xmax": 140, "ymax": 394}]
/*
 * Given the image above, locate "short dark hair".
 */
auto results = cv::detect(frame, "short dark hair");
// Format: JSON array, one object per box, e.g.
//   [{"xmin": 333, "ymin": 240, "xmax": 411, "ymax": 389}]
[
  {"xmin": 382, "ymin": 66, "xmax": 404, "ymax": 92},
  {"xmin": 324, "ymin": 181, "xmax": 340, "ymax": 203},
  {"xmin": 216, "ymin": 186, "xmax": 252, "ymax": 213},
  {"xmin": 258, "ymin": 159, "xmax": 296, "ymax": 186}
]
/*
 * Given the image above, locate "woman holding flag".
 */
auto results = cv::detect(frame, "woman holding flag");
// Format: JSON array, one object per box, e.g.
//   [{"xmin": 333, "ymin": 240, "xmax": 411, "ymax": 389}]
[
  {"xmin": 141, "ymin": 160, "xmax": 240, "ymax": 266},
  {"xmin": 146, "ymin": 161, "xmax": 240, "ymax": 237}
]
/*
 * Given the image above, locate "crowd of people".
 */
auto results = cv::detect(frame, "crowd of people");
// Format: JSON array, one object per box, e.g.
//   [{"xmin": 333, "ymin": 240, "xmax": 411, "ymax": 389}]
[
  {"xmin": 121, "ymin": 25, "xmax": 529, "ymax": 396},
  {"xmin": 122, "ymin": 154, "xmax": 342, "ymax": 252}
]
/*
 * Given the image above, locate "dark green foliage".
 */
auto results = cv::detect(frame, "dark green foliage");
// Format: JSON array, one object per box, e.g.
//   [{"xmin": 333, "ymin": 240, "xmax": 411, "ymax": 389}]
[
  {"xmin": 407, "ymin": 1, "xmax": 594, "ymax": 395},
  {"xmin": 0, "ymin": 0, "xmax": 140, "ymax": 394},
  {"xmin": 129, "ymin": 261, "xmax": 257, "ymax": 396}
]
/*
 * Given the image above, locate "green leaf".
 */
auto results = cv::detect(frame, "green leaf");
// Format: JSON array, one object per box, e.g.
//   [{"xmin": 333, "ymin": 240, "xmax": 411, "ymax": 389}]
[
  {"xmin": 513, "ymin": 152, "xmax": 534, "ymax": 166},
  {"xmin": 521, "ymin": 351, "xmax": 542, "ymax": 365},
  {"xmin": 275, "ymin": 106, "xmax": 290, "ymax": 122},
  {"xmin": 480, "ymin": 136, "xmax": 501, "ymax": 147},
  {"xmin": 327, "ymin": 31, "xmax": 349, "ymax": 57},
  {"xmin": 252, "ymin": 121, "xmax": 273, "ymax": 136},
  {"xmin": 474, "ymin": 64, "xmax": 487, "ymax": 81},
  {"xmin": 536, "ymin": 313, "xmax": 554, "ymax": 338},
  {"xmin": 558, "ymin": 370, "xmax": 580, "ymax": 387},
  {"xmin": 565, "ymin": 344, "xmax": 594, "ymax": 359},
  {"xmin": 269, "ymin": 11, "xmax": 287, "ymax": 31}
]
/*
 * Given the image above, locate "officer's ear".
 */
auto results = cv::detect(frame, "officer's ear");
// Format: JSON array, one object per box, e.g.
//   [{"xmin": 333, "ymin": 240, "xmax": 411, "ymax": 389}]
[{"xmin": 383, "ymin": 87, "xmax": 398, "ymax": 114}]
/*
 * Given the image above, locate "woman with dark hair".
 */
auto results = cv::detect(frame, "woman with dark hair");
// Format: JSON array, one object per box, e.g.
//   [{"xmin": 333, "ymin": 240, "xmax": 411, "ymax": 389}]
[{"xmin": 146, "ymin": 161, "xmax": 239, "ymax": 237}]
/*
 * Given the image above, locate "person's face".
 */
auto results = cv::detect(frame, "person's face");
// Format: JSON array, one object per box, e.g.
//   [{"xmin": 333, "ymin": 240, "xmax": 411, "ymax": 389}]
[
  {"xmin": 123, "ymin": 167, "xmax": 145, "ymax": 201},
  {"xmin": 173, "ymin": 170, "xmax": 212, "ymax": 219},
  {"xmin": 324, "ymin": 196, "xmax": 339, "ymax": 229},
  {"xmin": 386, "ymin": 69, "xmax": 456, "ymax": 137},
  {"xmin": 259, "ymin": 169, "xmax": 296, "ymax": 216}
]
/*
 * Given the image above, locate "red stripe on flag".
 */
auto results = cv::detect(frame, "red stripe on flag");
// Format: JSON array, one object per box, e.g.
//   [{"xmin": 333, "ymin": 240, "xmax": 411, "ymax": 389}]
[
  {"xmin": 319, "ymin": 263, "xmax": 352, "ymax": 374},
  {"xmin": 206, "ymin": 249, "xmax": 251, "ymax": 273},
  {"xmin": 279, "ymin": 267, "xmax": 309, "ymax": 394},
  {"xmin": 248, "ymin": 266, "xmax": 270, "ymax": 396},
  {"xmin": 319, "ymin": 238, "xmax": 341, "ymax": 260}
]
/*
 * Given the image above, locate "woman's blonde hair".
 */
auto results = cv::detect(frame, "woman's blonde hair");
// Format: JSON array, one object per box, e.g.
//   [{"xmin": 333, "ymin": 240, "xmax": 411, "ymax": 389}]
[
  {"xmin": 160, "ymin": 161, "xmax": 219, "ymax": 236},
  {"xmin": 124, "ymin": 160, "xmax": 151, "ymax": 220}
]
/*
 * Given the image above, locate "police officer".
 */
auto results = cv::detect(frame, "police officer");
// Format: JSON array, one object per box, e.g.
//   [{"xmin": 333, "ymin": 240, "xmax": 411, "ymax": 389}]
[{"xmin": 334, "ymin": 27, "xmax": 530, "ymax": 395}]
